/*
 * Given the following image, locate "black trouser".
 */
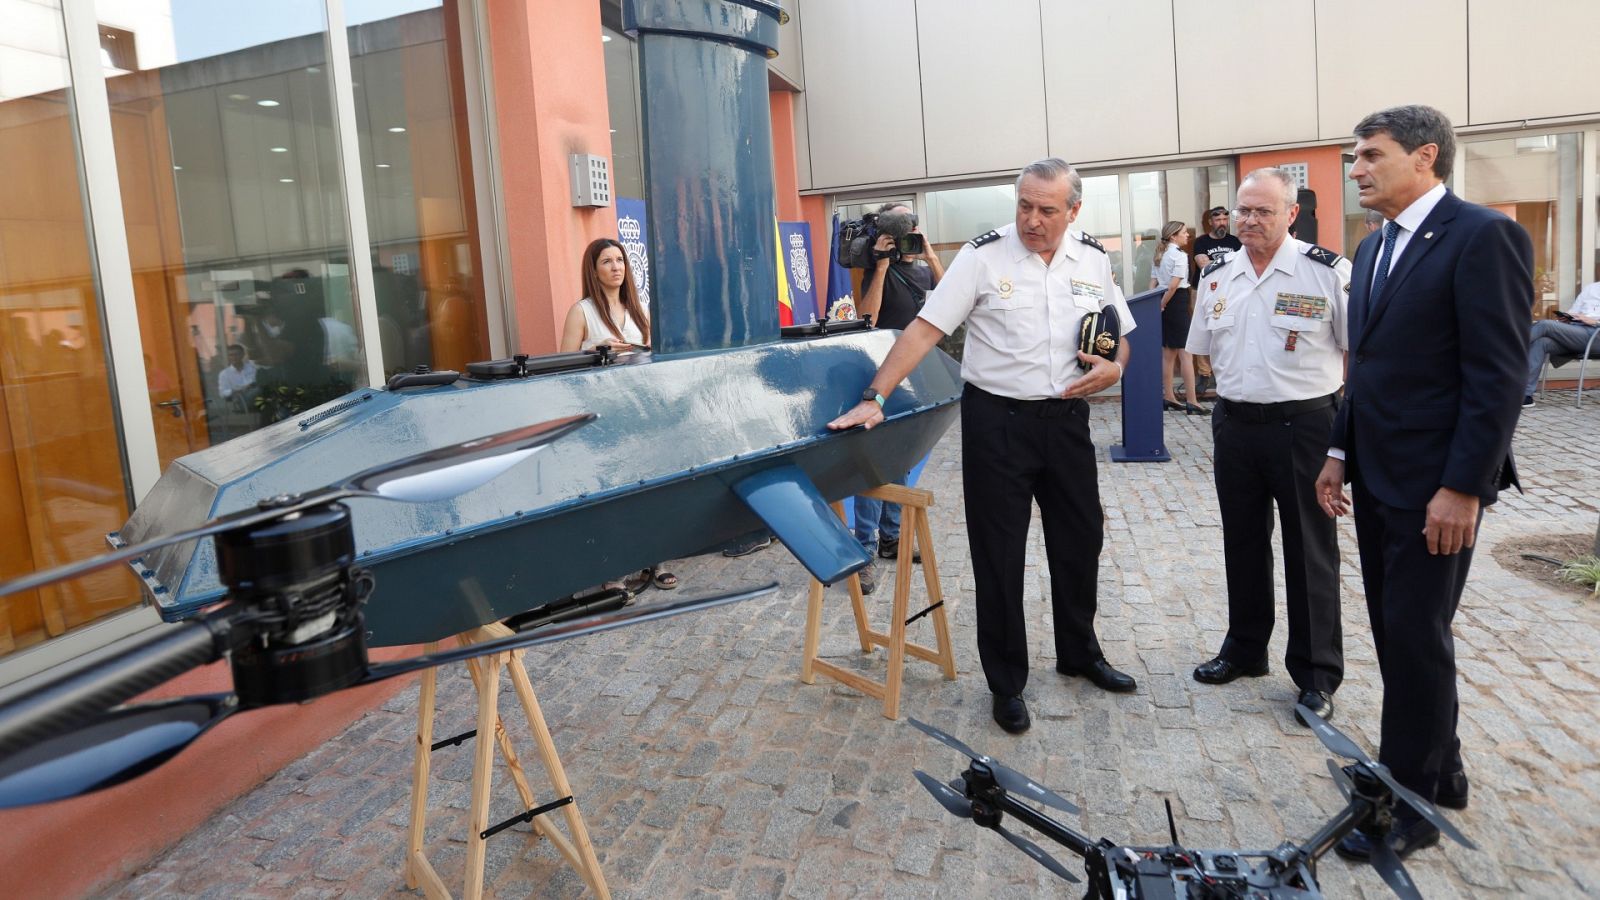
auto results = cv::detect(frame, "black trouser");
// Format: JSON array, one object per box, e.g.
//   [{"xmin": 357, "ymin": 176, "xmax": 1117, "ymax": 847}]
[
  {"xmin": 961, "ymin": 385, "xmax": 1104, "ymax": 698},
  {"xmin": 1211, "ymin": 396, "xmax": 1343, "ymax": 694},
  {"xmin": 1353, "ymin": 478, "xmax": 1477, "ymax": 804}
]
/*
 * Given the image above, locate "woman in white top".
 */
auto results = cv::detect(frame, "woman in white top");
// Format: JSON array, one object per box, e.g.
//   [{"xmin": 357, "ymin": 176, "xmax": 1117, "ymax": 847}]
[
  {"xmin": 1151, "ymin": 220, "xmax": 1206, "ymax": 415},
  {"xmin": 560, "ymin": 238, "xmax": 650, "ymax": 353},
  {"xmin": 557, "ymin": 238, "xmax": 677, "ymax": 590}
]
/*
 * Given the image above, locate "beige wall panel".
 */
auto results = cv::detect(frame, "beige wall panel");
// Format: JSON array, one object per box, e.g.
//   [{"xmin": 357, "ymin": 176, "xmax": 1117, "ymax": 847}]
[
  {"xmin": 1469, "ymin": 0, "xmax": 1600, "ymax": 123},
  {"xmin": 799, "ymin": 0, "xmax": 926, "ymax": 188},
  {"xmin": 1041, "ymin": 0, "xmax": 1179, "ymax": 163},
  {"xmin": 771, "ymin": 0, "xmax": 805, "ymax": 89},
  {"xmin": 917, "ymin": 0, "xmax": 1047, "ymax": 176},
  {"xmin": 1315, "ymin": 0, "xmax": 1466, "ymax": 139},
  {"xmin": 1175, "ymin": 0, "xmax": 1318, "ymax": 151}
]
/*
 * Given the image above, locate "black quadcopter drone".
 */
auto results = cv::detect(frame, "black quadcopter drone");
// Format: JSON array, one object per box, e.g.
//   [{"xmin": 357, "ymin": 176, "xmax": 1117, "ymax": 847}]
[
  {"xmin": 909, "ymin": 713, "xmax": 1473, "ymax": 900},
  {"xmin": 0, "ymin": 414, "xmax": 775, "ymax": 809}
]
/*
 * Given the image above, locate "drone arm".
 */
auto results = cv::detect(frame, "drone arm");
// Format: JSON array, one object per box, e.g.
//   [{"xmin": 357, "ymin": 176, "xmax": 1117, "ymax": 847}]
[
  {"xmin": 0, "ymin": 614, "xmax": 228, "ymax": 760},
  {"xmin": 994, "ymin": 788, "xmax": 1099, "ymax": 860},
  {"xmin": 1290, "ymin": 795, "xmax": 1376, "ymax": 868}
]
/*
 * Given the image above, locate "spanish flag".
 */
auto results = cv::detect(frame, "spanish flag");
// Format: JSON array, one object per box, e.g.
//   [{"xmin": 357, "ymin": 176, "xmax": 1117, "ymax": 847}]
[{"xmin": 774, "ymin": 217, "xmax": 794, "ymax": 326}]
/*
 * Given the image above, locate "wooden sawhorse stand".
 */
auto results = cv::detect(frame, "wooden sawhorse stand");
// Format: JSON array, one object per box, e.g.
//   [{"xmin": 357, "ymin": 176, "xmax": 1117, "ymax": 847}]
[
  {"xmin": 406, "ymin": 622, "xmax": 609, "ymax": 899},
  {"xmin": 801, "ymin": 484, "xmax": 957, "ymax": 719}
]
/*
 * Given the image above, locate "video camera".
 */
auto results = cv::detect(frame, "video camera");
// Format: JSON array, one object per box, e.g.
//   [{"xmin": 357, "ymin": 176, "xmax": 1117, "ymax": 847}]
[{"xmin": 836, "ymin": 209, "xmax": 925, "ymax": 268}]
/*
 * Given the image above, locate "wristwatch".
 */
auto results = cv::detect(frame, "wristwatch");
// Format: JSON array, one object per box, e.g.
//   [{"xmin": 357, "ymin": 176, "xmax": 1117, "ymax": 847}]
[{"xmin": 862, "ymin": 388, "xmax": 886, "ymax": 408}]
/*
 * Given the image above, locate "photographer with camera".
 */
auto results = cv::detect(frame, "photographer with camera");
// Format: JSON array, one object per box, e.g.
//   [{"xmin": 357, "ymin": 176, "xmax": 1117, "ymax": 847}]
[{"xmin": 848, "ymin": 204, "xmax": 944, "ymax": 592}]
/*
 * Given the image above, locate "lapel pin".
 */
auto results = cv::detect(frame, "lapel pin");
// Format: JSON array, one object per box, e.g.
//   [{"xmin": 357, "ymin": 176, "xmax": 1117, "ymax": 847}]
[{"xmin": 1423, "ymin": 231, "xmax": 1433, "ymax": 239}]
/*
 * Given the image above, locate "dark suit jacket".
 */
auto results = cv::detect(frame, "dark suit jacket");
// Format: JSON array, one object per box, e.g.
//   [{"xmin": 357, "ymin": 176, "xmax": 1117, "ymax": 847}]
[{"xmin": 1332, "ymin": 189, "xmax": 1533, "ymax": 510}]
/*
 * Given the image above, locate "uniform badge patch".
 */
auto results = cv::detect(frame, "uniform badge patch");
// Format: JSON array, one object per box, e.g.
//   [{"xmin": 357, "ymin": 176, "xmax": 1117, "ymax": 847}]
[
  {"xmin": 1070, "ymin": 279, "xmax": 1103, "ymax": 302},
  {"xmin": 1212, "ymin": 297, "xmax": 1227, "ymax": 318},
  {"xmin": 998, "ymin": 277, "xmax": 1014, "ymax": 299}
]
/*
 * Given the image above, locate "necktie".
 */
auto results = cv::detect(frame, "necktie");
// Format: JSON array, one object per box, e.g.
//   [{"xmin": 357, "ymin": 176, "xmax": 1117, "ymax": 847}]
[{"xmin": 1369, "ymin": 220, "xmax": 1400, "ymax": 311}]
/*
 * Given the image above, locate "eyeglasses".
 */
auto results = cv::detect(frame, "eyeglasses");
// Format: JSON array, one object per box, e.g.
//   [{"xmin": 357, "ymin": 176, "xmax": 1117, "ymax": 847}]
[{"xmin": 1231, "ymin": 207, "xmax": 1281, "ymax": 222}]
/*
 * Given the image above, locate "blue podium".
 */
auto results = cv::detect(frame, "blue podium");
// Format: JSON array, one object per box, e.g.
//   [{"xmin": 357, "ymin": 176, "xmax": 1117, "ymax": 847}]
[{"xmin": 1110, "ymin": 288, "xmax": 1171, "ymax": 463}]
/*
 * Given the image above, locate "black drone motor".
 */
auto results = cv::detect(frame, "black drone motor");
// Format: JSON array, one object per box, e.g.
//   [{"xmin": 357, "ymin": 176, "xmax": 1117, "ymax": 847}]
[{"xmin": 216, "ymin": 500, "xmax": 373, "ymax": 707}]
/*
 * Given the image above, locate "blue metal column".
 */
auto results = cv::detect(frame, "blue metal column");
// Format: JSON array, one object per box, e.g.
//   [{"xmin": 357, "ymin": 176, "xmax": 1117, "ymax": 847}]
[
  {"xmin": 1110, "ymin": 288, "xmax": 1172, "ymax": 463},
  {"xmin": 624, "ymin": 0, "xmax": 783, "ymax": 357}
]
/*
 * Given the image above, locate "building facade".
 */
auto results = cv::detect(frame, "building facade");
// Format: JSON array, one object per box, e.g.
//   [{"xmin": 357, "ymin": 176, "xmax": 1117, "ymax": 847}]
[{"xmin": 0, "ymin": 0, "xmax": 1596, "ymax": 893}]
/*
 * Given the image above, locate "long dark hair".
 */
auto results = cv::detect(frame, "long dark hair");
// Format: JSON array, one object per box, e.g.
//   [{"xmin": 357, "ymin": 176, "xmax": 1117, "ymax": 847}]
[{"xmin": 579, "ymin": 238, "xmax": 650, "ymax": 344}]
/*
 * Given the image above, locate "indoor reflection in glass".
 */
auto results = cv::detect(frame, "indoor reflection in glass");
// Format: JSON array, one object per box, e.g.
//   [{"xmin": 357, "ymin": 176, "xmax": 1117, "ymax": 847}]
[{"xmin": 0, "ymin": 0, "xmax": 138, "ymax": 654}]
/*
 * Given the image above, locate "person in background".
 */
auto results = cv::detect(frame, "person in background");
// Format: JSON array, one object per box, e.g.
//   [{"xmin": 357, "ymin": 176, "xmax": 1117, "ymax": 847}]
[
  {"xmin": 216, "ymin": 343, "xmax": 257, "ymax": 404},
  {"xmin": 851, "ymin": 203, "xmax": 944, "ymax": 594},
  {"xmin": 1521, "ymin": 280, "xmax": 1600, "ymax": 407},
  {"xmin": 1152, "ymin": 220, "xmax": 1204, "ymax": 414},
  {"xmin": 1191, "ymin": 206, "xmax": 1241, "ymax": 400},
  {"xmin": 560, "ymin": 238, "xmax": 650, "ymax": 353}
]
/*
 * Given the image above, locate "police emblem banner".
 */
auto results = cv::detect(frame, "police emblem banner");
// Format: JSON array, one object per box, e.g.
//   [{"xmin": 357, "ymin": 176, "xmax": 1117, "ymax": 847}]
[
  {"xmin": 616, "ymin": 197, "xmax": 650, "ymax": 310},
  {"xmin": 778, "ymin": 221, "xmax": 817, "ymax": 322}
]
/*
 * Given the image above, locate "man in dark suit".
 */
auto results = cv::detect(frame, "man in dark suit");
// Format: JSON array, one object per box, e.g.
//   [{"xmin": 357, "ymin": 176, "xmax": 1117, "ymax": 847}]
[{"xmin": 1315, "ymin": 105, "xmax": 1532, "ymax": 861}]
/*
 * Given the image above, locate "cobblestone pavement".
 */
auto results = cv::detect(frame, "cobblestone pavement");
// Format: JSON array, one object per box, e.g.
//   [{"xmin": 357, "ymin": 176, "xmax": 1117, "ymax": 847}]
[{"xmin": 98, "ymin": 393, "xmax": 1600, "ymax": 899}]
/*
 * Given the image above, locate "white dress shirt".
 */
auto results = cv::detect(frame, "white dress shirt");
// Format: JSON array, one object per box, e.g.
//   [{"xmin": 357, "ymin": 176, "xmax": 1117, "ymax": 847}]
[
  {"xmin": 1186, "ymin": 238, "xmax": 1352, "ymax": 403},
  {"xmin": 919, "ymin": 224, "xmax": 1136, "ymax": 400},
  {"xmin": 1373, "ymin": 182, "xmax": 1448, "ymax": 288}
]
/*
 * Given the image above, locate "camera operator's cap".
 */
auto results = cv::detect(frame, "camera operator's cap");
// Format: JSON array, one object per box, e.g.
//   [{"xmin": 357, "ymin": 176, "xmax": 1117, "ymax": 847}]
[
  {"xmin": 1076, "ymin": 308, "xmax": 1121, "ymax": 371},
  {"xmin": 1207, "ymin": 205, "xmax": 1229, "ymax": 217}
]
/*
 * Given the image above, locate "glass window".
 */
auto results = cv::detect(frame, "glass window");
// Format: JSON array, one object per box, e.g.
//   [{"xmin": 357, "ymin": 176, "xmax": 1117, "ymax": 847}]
[
  {"xmin": 1460, "ymin": 132, "xmax": 1582, "ymax": 317},
  {"xmin": 97, "ymin": 0, "xmax": 360, "ymax": 453},
  {"xmin": 1, "ymin": 3, "xmax": 140, "ymax": 656},
  {"xmin": 1128, "ymin": 171, "xmax": 1165, "ymax": 292},
  {"xmin": 602, "ymin": 26, "xmax": 643, "ymax": 201},
  {"xmin": 921, "ymin": 183, "xmax": 1014, "ymax": 268},
  {"xmin": 1078, "ymin": 174, "xmax": 1123, "ymax": 286},
  {"xmin": 348, "ymin": 0, "xmax": 493, "ymax": 380}
]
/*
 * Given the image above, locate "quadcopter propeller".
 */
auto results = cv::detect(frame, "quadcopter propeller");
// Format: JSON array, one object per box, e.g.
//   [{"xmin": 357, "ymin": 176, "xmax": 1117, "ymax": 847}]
[
  {"xmin": 1295, "ymin": 705, "xmax": 1475, "ymax": 850},
  {"xmin": 0, "ymin": 414, "xmax": 596, "ymax": 602},
  {"xmin": 1368, "ymin": 839, "xmax": 1425, "ymax": 900},
  {"xmin": 914, "ymin": 769, "xmax": 972, "ymax": 819},
  {"xmin": 915, "ymin": 769, "xmax": 1080, "ymax": 884},
  {"xmin": 906, "ymin": 718, "xmax": 1081, "ymax": 815},
  {"xmin": 1327, "ymin": 758, "xmax": 1355, "ymax": 800},
  {"xmin": 0, "ymin": 582, "xmax": 776, "ymax": 809}
]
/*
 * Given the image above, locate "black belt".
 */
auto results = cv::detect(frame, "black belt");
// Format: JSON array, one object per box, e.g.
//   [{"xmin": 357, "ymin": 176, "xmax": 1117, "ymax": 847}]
[
  {"xmin": 964, "ymin": 383, "xmax": 1086, "ymax": 417},
  {"xmin": 1219, "ymin": 393, "xmax": 1336, "ymax": 423}
]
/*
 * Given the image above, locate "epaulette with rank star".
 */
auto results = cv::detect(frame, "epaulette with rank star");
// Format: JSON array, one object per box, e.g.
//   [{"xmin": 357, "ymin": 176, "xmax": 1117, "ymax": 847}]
[
  {"xmin": 1201, "ymin": 253, "xmax": 1231, "ymax": 277},
  {"xmin": 1076, "ymin": 232, "xmax": 1105, "ymax": 253},
  {"xmin": 1302, "ymin": 244, "xmax": 1341, "ymax": 267},
  {"xmin": 968, "ymin": 229, "xmax": 1002, "ymax": 248}
]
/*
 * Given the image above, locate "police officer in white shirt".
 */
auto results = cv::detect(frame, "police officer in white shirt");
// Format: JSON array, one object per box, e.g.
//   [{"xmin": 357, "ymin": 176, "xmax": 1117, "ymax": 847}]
[
  {"xmin": 1185, "ymin": 167, "xmax": 1351, "ymax": 726},
  {"xmin": 828, "ymin": 158, "xmax": 1137, "ymax": 734}
]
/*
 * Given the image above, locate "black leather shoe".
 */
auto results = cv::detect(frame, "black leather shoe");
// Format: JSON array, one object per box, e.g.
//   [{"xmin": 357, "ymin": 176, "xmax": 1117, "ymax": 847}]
[
  {"xmin": 1334, "ymin": 816, "xmax": 1440, "ymax": 862},
  {"xmin": 1293, "ymin": 689, "xmax": 1334, "ymax": 726},
  {"xmin": 878, "ymin": 538, "xmax": 921, "ymax": 563},
  {"xmin": 1058, "ymin": 659, "xmax": 1137, "ymax": 693},
  {"xmin": 1162, "ymin": 399, "xmax": 1184, "ymax": 412},
  {"xmin": 992, "ymin": 694, "xmax": 1030, "ymax": 733},
  {"xmin": 1435, "ymin": 770, "xmax": 1469, "ymax": 810},
  {"xmin": 1192, "ymin": 655, "xmax": 1269, "ymax": 685}
]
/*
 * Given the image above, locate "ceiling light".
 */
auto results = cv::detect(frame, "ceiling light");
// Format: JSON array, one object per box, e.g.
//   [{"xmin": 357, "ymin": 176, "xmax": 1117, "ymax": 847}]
[
  {"xmin": 601, "ymin": 35, "xmax": 612, "ymax": 43},
  {"xmin": 172, "ymin": 165, "xmax": 182, "ymax": 171},
  {"xmin": 376, "ymin": 163, "xmax": 391, "ymax": 168},
  {"xmin": 228, "ymin": 93, "xmax": 249, "ymax": 101},
  {"xmin": 388, "ymin": 126, "xmax": 407, "ymax": 133},
  {"xmin": 279, "ymin": 178, "xmax": 295, "ymax": 183},
  {"xmin": 270, "ymin": 146, "xmax": 288, "ymax": 153},
  {"xmin": 257, "ymin": 99, "xmax": 280, "ymax": 107}
]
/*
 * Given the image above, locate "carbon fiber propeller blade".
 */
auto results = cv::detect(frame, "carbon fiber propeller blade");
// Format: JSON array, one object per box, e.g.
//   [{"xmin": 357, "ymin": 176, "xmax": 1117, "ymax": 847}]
[
  {"xmin": 1327, "ymin": 758, "xmax": 1354, "ymax": 799},
  {"xmin": 0, "ymin": 415, "xmax": 594, "ymax": 601},
  {"xmin": 914, "ymin": 769, "xmax": 973, "ymax": 819},
  {"xmin": 1369, "ymin": 837, "xmax": 1424, "ymax": 900},
  {"xmin": 1298, "ymin": 707, "xmax": 1475, "ymax": 849},
  {"xmin": 0, "ymin": 695, "xmax": 235, "ymax": 808},
  {"xmin": 997, "ymin": 825, "xmax": 1080, "ymax": 883},
  {"xmin": 906, "ymin": 718, "xmax": 1080, "ymax": 815}
]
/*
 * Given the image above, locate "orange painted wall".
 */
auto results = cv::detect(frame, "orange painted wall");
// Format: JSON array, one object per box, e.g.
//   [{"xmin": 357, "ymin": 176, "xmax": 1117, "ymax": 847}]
[
  {"xmin": 0, "ymin": 644, "xmax": 420, "ymax": 899},
  {"xmin": 486, "ymin": 0, "xmax": 617, "ymax": 355},
  {"xmin": 1237, "ymin": 144, "xmax": 1347, "ymax": 256}
]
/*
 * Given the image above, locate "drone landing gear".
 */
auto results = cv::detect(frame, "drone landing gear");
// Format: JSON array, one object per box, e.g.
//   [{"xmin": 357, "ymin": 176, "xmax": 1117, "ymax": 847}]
[
  {"xmin": 406, "ymin": 623, "xmax": 608, "ymax": 899},
  {"xmin": 801, "ymin": 487, "xmax": 956, "ymax": 719}
]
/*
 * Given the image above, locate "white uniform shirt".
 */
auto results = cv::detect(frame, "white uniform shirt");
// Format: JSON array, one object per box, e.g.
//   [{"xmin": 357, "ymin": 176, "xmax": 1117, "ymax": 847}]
[
  {"xmin": 217, "ymin": 360, "xmax": 257, "ymax": 398},
  {"xmin": 1154, "ymin": 244, "xmax": 1189, "ymax": 289},
  {"xmin": 1185, "ymin": 238, "xmax": 1352, "ymax": 403},
  {"xmin": 919, "ymin": 224, "xmax": 1136, "ymax": 400}
]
